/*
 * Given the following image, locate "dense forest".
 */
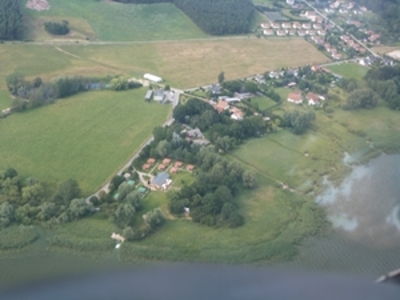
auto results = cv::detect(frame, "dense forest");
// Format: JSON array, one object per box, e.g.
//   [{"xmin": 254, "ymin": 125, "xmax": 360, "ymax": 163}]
[
  {"xmin": 112, "ymin": 0, "xmax": 255, "ymax": 35},
  {"xmin": 0, "ymin": 0, "xmax": 24, "ymax": 40}
]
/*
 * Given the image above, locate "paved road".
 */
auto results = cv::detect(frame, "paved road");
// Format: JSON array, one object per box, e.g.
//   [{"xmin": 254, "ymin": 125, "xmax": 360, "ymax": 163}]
[{"xmin": 85, "ymin": 88, "xmax": 181, "ymax": 203}]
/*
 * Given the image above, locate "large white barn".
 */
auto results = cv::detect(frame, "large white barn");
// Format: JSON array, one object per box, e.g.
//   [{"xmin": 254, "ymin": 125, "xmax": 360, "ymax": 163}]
[{"xmin": 144, "ymin": 73, "xmax": 163, "ymax": 83}]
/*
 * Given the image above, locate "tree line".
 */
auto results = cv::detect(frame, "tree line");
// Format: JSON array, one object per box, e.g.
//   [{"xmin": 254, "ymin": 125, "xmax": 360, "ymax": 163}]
[
  {"xmin": 0, "ymin": 0, "xmax": 24, "ymax": 40},
  {"xmin": 44, "ymin": 20, "xmax": 70, "ymax": 35},
  {"xmin": 112, "ymin": 0, "xmax": 255, "ymax": 35},
  {"xmin": 4, "ymin": 73, "xmax": 142, "ymax": 113}
]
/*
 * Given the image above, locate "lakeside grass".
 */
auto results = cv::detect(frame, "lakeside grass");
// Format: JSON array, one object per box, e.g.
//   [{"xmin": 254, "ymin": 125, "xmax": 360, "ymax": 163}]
[
  {"xmin": 0, "ymin": 89, "xmax": 170, "ymax": 194},
  {"xmin": 327, "ymin": 63, "xmax": 369, "ymax": 80},
  {"xmin": 24, "ymin": 0, "xmax": 208, "ymax": 41}
]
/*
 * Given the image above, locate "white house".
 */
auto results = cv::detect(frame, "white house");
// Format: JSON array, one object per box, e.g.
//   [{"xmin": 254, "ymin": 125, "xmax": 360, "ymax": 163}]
[{"xmin": 144, "ymin": 73, "xmax": 163, "ymax": 83}]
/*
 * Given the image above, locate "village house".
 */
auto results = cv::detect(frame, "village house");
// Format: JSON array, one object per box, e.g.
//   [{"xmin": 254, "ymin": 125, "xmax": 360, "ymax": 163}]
[
  {"xmin": 186, "ymin": 164, "xmax": 195, "ymax": 172},
  {"xmin": 162, "ymin": 158, "xmax": 171, "ymax": 165},
  {"xmin": 229, "ymin": 107, "xmax": 244, "ymax": 121},
  {"xmin": 208, "ymin": 84, "xmax": 221, "ymax": 95},
  {"xmin": 218, "ymin": 96, "xmax": 241, "ymax": 103},
  {"xmin": 151, "ymin": 172, "xmax": 172, "ymax": 191},
  {"xmin": 214, "ymin": 100, "xmax": 230, "ymax": 113},
  {"xmin": 302, "ymin": 23, "xmax": 312, "ymax": 29},
  {"xmin": 307, "ymin": 30, "xmax": 316, "ymax": 36},
  {"xmin": 313, "ymin": 23, "xmax": 322, "ymax": 30},
  {"xmin": 147, "ymin": 158, "xmax": 156, "ymax": 165},
  {"xmin": 277, "ymin": 30, "xmax": 287, "ymax": 36},
  {"xmin": 287, "ymin": 91, "xmax": 303, "ymax": 104},
  {"xmin": 303, "ymin": 11, "xmax": 317, "ymax": 22},
  {"xmin": 307, "ymin": 92, "xmax": 321, "ymax": 106},
  {"xmin": 158, "ymin": 164, "xmax": 166, "ymax": 171},
  {"xmin": 183, "ymin": 127, "xmax": 210, "ymax": 146},
  {"xmin": 288, "ymin": 29, "xmax": 296, "ymax": 36},
  {"xmin": 264, "ymin": 29, "xmax": 274, "ymax": 35},
  {"xmin": 271, "ymin": 22, "xmax": 281, "ymax": 29},
  {"xmin": 297, "ymin": 30, "xmax": 306, "ymax": 37},
  {"xmin": 282, "ymin": 22, "xmax": 292, "ymax": 29},
  {"xmin": 174, "ymin": 161, "xmax": 183, "ymax": 168},
  {"xmin": 261, "ymin": 22, "xmax": 270, "ymax": 29},
  {"xmin": 292, "ymin": 22, "xmax": 302, "ymax": 29}
]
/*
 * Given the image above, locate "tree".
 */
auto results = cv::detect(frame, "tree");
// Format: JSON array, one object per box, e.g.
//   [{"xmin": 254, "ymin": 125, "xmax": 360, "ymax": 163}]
[
  {"xmin": 116, "ymin": 182, "xmax": 136, "ymax": 201},
  {"xmin": 114, "ymin": 203, "xmax": 135, "ymax": 228},
  {"xmin": 21, "ymin": 183, "xmax": 44, "ymax": 206},
  {"xmin": 68, "ymin": 198, "xmax": 93, "ymax": 220},
  {"xmin": 5, "ymin": 72, "xmax": 26, "ymax": 95},
  {"xmin": 37, "ymin": 202, "xmax": 57, "ymax": 221},
  {"xmin": 4, "ymin": 167, "xmax": 18, "ymax": 179},
  {"xmin": 0, "ymin": 201, "xmax": 14, "ymax": 227},
  {"xmin": 56, "ymin": 179, "xmax": 81, "ymax": 205},
  {"xmin": 126, "ymin": 191, "xmax": 143, "ymax": 210},
  {"xmin": 122, "ymin": 226, "xmax": 135, "ymax": 241},
  {"xmin": 245, "ymin": 81, "xmax": 258, "ymax": 93},
  {"xmin": 344, "ymin": 88, "xmax": 379, "ymax": 110},
  {"xmin": 156, "ymin": 140, "xmax": 171, "ymax": 158},
  {"xmin": 144, "ymin": 208, "xmax": 165, "ymax": 229},
  {"xmin": 0, "ymin": 0, "xmax": 24, "ymax": 40},
  {"xmin": 44, "ymin": 20, "xmax": 70, "ymax": 35},
  {"xmin": 218, "ymin": 71, "xmax": 225, "ymax": 84},
  {"xmin": 242, "ymin": 170, "xmax": 257, "ymax": 189},
  {"xmin": 215, "ymin": 136, "xmax": 233, "ymax": 153},
  {"xmin": 110, "ymin": 76, "xmax": 128, "ymax": 91}
]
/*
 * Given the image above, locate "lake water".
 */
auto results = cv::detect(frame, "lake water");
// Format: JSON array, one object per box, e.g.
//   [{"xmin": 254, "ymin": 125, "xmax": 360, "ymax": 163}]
[
  {"xmin": 281, "ymin": 154, "xmax": 400, "ymax": 279},
  {"xmin": 1, "ymin": 154, "xmax": 400, "ymax": 288}
]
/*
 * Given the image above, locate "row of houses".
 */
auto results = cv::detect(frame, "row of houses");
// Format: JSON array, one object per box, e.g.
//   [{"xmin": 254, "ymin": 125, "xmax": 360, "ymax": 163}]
[
  {"xmin": 263, "ymin": 28, "xmax": 326, "ymax": 37},
  {"xmin": 340, "ymin": 35, "xmax": 366, "ymax": 54},
  {"xmin": 287, "ymin": 91, "xmax": 326, "ymax": 106}
]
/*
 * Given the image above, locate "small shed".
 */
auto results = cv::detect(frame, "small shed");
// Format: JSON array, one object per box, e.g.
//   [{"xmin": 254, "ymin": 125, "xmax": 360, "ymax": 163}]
[{"xmin": 138, "ymin": 186, "xmax": 147, "ymax": 193}]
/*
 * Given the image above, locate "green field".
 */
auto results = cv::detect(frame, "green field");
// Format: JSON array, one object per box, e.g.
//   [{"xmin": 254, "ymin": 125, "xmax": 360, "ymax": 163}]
[
  {"xmin": 24, "ymin": 0, "xmax": 208, "ymax": 41},
  {"xmin": 251, "ymin": 96, "xmax": 278, "ymax": 110},
  {"xmin": 0, "ymin": 91, "xmax": 12, "ymax": 110},
  {"xmin": 0, "ymin": 89, "xmax": 170, "ymax": 194},
  {"xmin": 327, "ymin": 63, "xmax": 369, "ymax": 80}
]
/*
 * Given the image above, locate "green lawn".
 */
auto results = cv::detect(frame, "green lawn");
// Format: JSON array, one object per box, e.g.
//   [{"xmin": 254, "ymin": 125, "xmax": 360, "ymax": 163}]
[
  {"xmin": 24, "ymin": 0, "xmax": 208, "ymax": 41},
  {"xmin": 0, "ymin": 89, "xmax": 170, "ymax": 194},
  {"xmin": 0, "ymin": 91, "xmax": 12, "ymax": 110},
  {"xmin": 327, "ymin": 63, "xmax": 369, "ymax": 80},
  {"xmin": 251, "ymin": 96, "xmax": 278, "ymax": 110}
]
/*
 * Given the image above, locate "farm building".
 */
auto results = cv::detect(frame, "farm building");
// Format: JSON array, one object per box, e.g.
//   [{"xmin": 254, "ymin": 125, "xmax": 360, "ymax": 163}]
[
  {"xmin": 145, "ymin": 90, "xmax": 153, "ymax": 101},
  {"xmin": 154, "ymin": 89, "xmax": 165, "ymax": 103},
  {"xmin": 144, "ymin": 73, "xmax": 163, "ymax": 83}
]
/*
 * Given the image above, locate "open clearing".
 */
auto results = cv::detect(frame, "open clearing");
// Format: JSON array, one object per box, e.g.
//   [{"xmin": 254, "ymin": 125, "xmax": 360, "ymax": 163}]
[
  {"xmin": 327, "ymin": 63, "xmax": 369, "ymax": 80},
  {"xmin": 24, "ymin": 0, "xmax": 208, "ymax": 41},
  {"xmin": 0, "ymin": 89, "xmax": 170, "ymax": 195}
]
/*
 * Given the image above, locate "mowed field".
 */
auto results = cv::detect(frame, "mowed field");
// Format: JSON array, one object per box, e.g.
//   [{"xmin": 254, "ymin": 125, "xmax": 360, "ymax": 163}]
[
  {"xmin": 0, "ymin": 89, "xmax": 170, "ymax": 195},
  {"xmin": 327, "ymin": 63, "xmax": 369, "ymax": 80},
  {"xmin": 24, "ymin": 0, "xmax": 208, "ymax": 41},
  {"xmin": 61, "ymin": 38, "xmax": 329, "ymax": 88}
]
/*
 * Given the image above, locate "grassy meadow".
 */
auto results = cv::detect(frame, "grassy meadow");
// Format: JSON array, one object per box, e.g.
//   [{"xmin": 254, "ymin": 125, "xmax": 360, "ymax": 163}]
[
  {"xmin": 24, "ymin": 0, "xmax": 208, "ymax": 41},
  {"xmin": 0, "ymin": 89, "xmax": 170, "ymax": 194},
  {"xmin": 327, "ymin": 63, "xmax": 369, "ymax": 80},
  {"xmin": 60, "ymin": 38, "xmax": 329, "ymax": 88}
]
